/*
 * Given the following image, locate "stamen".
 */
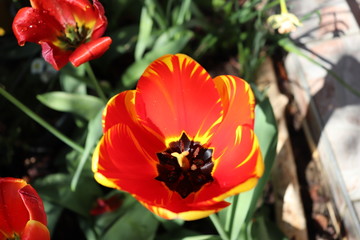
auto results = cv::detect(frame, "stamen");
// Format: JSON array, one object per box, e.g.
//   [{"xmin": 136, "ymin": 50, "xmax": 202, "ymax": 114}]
[{"xmin": 171, "ymin": 151, "xmax": 189, "ymax": 169}]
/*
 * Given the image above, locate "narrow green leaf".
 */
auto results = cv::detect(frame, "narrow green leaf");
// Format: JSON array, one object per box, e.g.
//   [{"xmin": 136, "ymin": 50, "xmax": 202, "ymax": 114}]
[
  {"xmin": 71, "ymin": 108, "xmax": 103, "ymax": 190},
  {"xmin": 33, "ymin": 173, "xmax": 102, "ymax": 216},
  {"xmin": 175, "ymin": 0, "xmax": 191, "ymax": 25},
  {"xmin": 135, "ymin": 2, "xmax": 154, "ymax": 60},
  {"xmin": 228, "ymin": 191, "xmax": 255, "ymax": 240},
  {"xmin": 37, "ymin": 91, "xmax": 104, "ymax": 121},
  {"xmin": 101, "ymin": 201, "xmax": 159, "ymax": 240}
]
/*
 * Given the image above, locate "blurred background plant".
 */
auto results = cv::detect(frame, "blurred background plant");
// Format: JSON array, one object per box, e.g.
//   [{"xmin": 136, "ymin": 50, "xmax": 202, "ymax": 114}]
[{"xmin": 0, "ymin": 0, "xmax": 302, "ymax": 239}]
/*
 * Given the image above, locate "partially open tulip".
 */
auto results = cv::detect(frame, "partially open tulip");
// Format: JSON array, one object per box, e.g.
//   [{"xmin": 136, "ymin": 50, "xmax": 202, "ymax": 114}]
[
  {"xmin": 92, "ymin": 54, "xmax": 264, "ymax": 220},
  {"xmin": 0, "ymin": 177, "xmax": 49, "ymax": 240},
  {"xmin": 12, "ymin": 0, "xmax": 112, "ymax": 70}
]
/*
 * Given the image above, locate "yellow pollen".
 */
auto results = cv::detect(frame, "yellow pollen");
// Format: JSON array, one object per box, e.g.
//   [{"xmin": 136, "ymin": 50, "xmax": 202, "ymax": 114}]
[{"xmin": 171, "ymin": 151, "xmax": 190, "ymax": 169}]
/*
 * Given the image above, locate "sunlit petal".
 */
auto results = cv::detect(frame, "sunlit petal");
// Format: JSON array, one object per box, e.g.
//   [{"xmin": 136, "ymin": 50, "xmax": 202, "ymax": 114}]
[
  {"xmin": 135, "ymin": 54, "xmax": 223, "ymax": 142},
  {"xmin": 21, "ymin": 220, "xmax": 50, "ymax": 240},
  {"xmin": 140, "ymin": 199, "xmax": 230, "ymax": 220},
  {"xmin": 94, "ymin": 123, "xmax": 168, "ymax": 201},
  {"xmin": 195, "ymin": 126, "xmax": 263, "ymax": 203},
  {"xmin": 213, "ymin": 75, "xmax": 255, "ymax": 129}
]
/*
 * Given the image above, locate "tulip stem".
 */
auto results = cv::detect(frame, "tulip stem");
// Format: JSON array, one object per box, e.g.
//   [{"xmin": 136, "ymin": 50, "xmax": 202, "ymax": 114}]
[
  {"xmin": 84, "ymin": 62, "xmax": 107, "ymax": 102},
  {"xmin": 209, "ymin": 214, "xmax": 230, "ymax": 240},
  {"xmin": 0, "ymin": 86, "xmax": 84, "ymax": 153}
]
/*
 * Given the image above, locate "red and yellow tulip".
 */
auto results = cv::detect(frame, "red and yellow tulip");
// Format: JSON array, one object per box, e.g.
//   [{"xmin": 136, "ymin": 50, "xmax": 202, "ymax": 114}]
[
  {"xmin": 92, "ymin": 54, "xmax": 264, "ymax": 220},
  {"xmin": 0, "ymin": 178, "xmax": 49, "ymax": 240},
  {"xmin": 12, "ymin": 0, "xmax": 112, "ymax": 70}
]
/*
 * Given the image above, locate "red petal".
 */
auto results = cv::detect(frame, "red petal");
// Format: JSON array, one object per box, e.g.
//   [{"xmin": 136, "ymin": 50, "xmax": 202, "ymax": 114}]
[
  {"xmin": 195, "ymin": 126, "xmax": 263, "ymax": 203},
  {"xmin": 94, "ymin": 90, "xmax": 168, "ymax": 201},
  {"xmin": 69, "ymin": 37, "xmax": 112, "ymax": 67},
  {"xmin": 21, "ymin": 220, "xmax": 50, "ymax": 240},
  {"xmin": 19, "ymin": 185, "xmax": 47, "ymax": 225},
  {"xmin": 135, "ymin": 54, "xmax": 223, "ymax": 141},
  {"xmin": 30, "ymin": 0, "xmax": 86, "ymax": 26},
  {"xmin": 12, "ymin": 7, "xmax": 61, "ymax": 46},
  {"xmin": 91, "ymin": 0, "xmax": 108, "ymax": 39},
  {"xmin": 102, "ymin": 90, "xmax": 137, "ymax": 133},
  {"xmin": 212, "ymin": 127, "xmax": 263, "ymax": 185},
  {"xmin": 193, "ymin": 75, "xmax": 262, "ymax": 203},
  {"xmin": 140, "ymin": 199, "xmax": 230, "ymax": 221},
  {"xmin": 0, "ymin": 178, "xmax": 29, "ymax": 236},
  {"xmin": 95, "ymin": 123, "xmax": 168, "ymax": 201},
  {"xmin": 213, "ymin": 75, "xmax": 255, "ymax": 129},
  {"xmin": 40, "ymin": 42, "xmax": 71, "ymax": 70}
]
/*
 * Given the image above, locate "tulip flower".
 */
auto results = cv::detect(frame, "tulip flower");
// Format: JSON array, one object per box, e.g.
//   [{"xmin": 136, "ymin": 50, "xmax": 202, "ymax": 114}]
[
  {"xmin": 92, "ymin": 54, "xmax": 264, "ymax": 220},
  {"xmin": 12, "ymin": 0, "xmax": 112, "ymax": 70},
  {"xmin": 0, "ymin": 177, "xmax": 49, "ymax": 240}
]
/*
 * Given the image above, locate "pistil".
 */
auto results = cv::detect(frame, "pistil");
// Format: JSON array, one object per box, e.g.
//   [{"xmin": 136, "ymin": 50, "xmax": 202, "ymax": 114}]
[{"xmin": 171, "ymin": 151, "xmax": 190, "ymax": 170}]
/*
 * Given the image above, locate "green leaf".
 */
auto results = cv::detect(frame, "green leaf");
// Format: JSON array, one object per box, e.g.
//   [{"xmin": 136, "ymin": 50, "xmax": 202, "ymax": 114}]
[
  {"xmin": 135, "ymin": 1, "xmax": 154, "ymax": 60},
  {"xmin": 217, "ymin": 190, "xmax": 255, "ymax": 240},
  {"xmin": 175, "ymin": 0, "xmax": 191, "ymax": 25},
  {"xmin": 59, "ymin": 65, "xmax": 87, "ymax": 94},
  {"xmin": 110, "ymin": 25, "xmax": 138, "ymax": 55},
  {"xmin": 194, "ymin": 33, "xmax": 218, "ymax": 58},
  {"xmin": 71, "ymin": 108, "xmax": 103, "ymax": 190},
  {"xmin": 33, "ymin": 173, "xmax": 102, "ymax": 216},
  {"xmin": 101, "ymin": 200, "xmax": 159, "ymax": 240},
  {"xmin": 243, "ymin": 206, "xmax": 288, "ymax": 240},
  {"xmin": 37, "ymin": 91, "xmax": 105, "ymax": 121}
]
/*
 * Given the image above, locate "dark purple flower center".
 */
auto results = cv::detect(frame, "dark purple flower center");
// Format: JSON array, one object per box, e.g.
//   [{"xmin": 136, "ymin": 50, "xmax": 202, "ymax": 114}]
[
  {"xmin": 155, "ymin": 132, "xmax": 214, "ymax": 198},
  {"xmin": 57, "ymin": 23, "xmax": 91, "ymax": 50}
]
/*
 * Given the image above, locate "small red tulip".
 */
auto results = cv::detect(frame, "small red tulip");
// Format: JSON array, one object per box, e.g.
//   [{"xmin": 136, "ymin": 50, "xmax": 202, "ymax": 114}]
[
  {"xmin": 92, "ymin": 54, "xmax": 264, "ymax": 220},
  {"xmin": 12, "ymin": 0, "xmax": 112, "ymax": 70},
  {"xmin": 0, "ymin": 178, "xmax": 49, "ymax": 240}
]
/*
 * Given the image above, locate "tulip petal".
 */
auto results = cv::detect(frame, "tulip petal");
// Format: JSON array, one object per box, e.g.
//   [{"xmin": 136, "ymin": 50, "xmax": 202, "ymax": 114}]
[
  {"xmin": 69, "ymin": 37, "xmax": 112, "ymax": 67},
  {"xmin": 91, "ymin": 0, "xmax": 108, "ymax": 39},
  {"xmin": 101, "ymin": 90, "xmax": 137, "ymax": 132},
  {"xmin": 12, "ymin": 7, "xmax": 61, "ymax": 46},
  {"xmin": 135, "ymin": 54, "xmax": 223, "ymax": 142},
  {"xmin": 94, "ymin": 123, "xmax": 168, "ymax": 201},
  {"xmin": 196, "ymin": 126, "xmax": 263, "ymax": 203},
  {"xmin": 19, "ymin": 185, "xmax": 47, "ymax": 225},
  {"xmin": 0, "ymin": 178, "xmax": 29, "ymax": 236},
  {"xmin": 29, "ymin": 0, "xmax": 94, "ymax": 26},
  {"xmin": 140, "ymin": 199, "xmax": 230, "ymax": 221},
  {"xmin": 213, "ymin": 75, "xmax": 255, "ymax": 129},
  {"xmin": 41, "ymin": 42, "xmax": 72, "ymax": 70},
  {"xmin": 21, "ymin": 220, "xmax": 50, "ymax": 240}
]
